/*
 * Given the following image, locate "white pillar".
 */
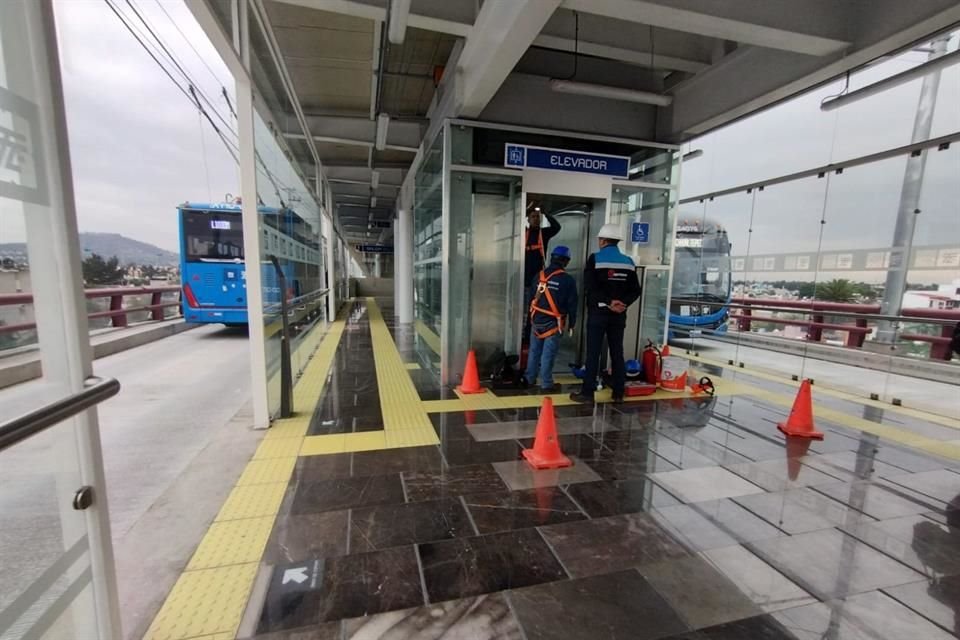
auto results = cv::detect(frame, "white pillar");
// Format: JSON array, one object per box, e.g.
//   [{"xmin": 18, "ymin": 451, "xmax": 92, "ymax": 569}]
[
  {"xmin": 374, "ymin": 253, "xmax": 382, "ymax": 278},
  {"xmin": 393, "ymin": 219, "xmax": 400, "ymax": 315},
  {"xmin": 398, "ymin": 207, "xmax": 414, "ymax": 323},
  {"xmin": 323, "ymin": 215, "xmax": 337, "ymax": 319}
]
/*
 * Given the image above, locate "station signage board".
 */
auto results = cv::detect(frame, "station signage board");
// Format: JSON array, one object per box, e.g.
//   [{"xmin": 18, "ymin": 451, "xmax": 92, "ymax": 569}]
[
  {"xmin": 355, "ymin": 244, "xmax": 393, "ymax": 254},
  {"xmin": 504, "ymin": 143, "xmax": 630, "ymax": 178}
]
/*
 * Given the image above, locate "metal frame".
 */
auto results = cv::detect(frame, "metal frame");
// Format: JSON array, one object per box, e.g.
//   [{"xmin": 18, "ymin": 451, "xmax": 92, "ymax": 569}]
[
  {"xmin": 448, "ymin": 118, "xmax": 681, "ymax": 151},
  {"xmin": 680, "ymin": 130, "xmax": 960, "ymax": 204},
  {"xmin": 440, "ymin": 121, "xmax": 452, "ymax": 384}
]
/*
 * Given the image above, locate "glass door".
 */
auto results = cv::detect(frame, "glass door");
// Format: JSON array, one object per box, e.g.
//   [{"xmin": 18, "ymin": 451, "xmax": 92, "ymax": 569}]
[{"xmin": 0, "ymin": 2, "xmax": 120, "ymax": 638}]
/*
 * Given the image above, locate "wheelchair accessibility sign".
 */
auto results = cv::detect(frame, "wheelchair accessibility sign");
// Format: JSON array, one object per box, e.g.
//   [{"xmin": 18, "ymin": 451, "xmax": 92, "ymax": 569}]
[{"xmin": 631, "ymin": 222, "xmax": 650, "ymax": 244}]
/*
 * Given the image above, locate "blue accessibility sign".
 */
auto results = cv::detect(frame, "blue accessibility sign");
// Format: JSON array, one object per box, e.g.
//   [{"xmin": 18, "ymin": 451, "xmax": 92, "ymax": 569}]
[
  {"xmin": 631, "ymin": 222, "xmax": 650, "ymax": 244},
  {"xmin": 504, "ymin": 144, "xmax": 630, "ymax": 178}
]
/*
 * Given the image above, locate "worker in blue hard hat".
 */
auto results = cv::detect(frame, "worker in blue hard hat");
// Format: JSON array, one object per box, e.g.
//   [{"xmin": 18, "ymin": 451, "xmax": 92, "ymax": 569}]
[{"xmin": 524, "ymin": 245, "xmax": 578, "ymax": 393}]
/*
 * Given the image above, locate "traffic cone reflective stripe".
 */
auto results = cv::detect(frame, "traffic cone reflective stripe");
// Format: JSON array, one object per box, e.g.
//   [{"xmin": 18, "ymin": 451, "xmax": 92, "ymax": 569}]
[
  {"xmin": 777, "ymin": 380, "xmax": 824, "ymax": 440},
  {"xmin": 457, "ymin": 349, "xmax": 485, "ymax": 394},
  {"xmin": 522, "ymin": 397, "xmax": 572, "ymax": 470}
]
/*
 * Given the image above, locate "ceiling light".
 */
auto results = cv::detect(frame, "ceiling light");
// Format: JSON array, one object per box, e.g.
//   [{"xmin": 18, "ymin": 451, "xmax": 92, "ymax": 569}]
[
  {"xmin": 375, "ymin": 113, "xmax": 390, "ymax": 151},
  {"xmin": 370, "ymin": 170, "xmax": 380, "ymax": 189},
  {"xmin": 682, "ymin": 149, "xmax": 704, "ymax": 161},
  {"xmin": 821, "ymin": 48, "xmax": 960, "ymax": 111},
  {"xmin": 549, "ymin": 79, "xmax": 673, "ymax": 107},
  {"xmin": 388, "ymin": 0, "xmax": 411, "ymax": 45}
]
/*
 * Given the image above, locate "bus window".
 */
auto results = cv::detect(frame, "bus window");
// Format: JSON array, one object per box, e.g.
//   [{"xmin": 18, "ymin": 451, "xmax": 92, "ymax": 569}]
[{"xmin": 183, "ymin": 210, "xmax": 244, "ymax": 261}]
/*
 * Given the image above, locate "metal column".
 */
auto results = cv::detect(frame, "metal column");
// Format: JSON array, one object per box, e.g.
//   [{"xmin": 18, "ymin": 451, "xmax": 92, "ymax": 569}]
[
  {"xmin": 397, "ymin": 207, "xmax": 414, "ymax": 323},
  {"xmin": 875, "ymin": 37, "xmax": 949, "ymax": 344}
]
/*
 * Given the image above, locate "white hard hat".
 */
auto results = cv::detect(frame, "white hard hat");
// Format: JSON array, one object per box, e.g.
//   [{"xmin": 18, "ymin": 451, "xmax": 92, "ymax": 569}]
[{"xmin": 597, "ymin": 222, "xmax": 624, "ymax": 241}]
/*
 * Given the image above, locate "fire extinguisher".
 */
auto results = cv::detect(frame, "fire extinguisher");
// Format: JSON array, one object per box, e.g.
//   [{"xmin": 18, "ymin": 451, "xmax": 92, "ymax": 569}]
[{"xmin": 642, "ymin": 340, "xmax": 661, "ymax": 384}]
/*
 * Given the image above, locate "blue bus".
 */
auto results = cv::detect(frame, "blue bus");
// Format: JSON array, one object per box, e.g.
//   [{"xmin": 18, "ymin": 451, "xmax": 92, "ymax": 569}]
[
  {"xmin": 669, "ymin": 216, "xmax": 732, "ymax": 338},
  {"xmin": 178, "ymin": 201, "xmax": 322, "ymax": 325}
]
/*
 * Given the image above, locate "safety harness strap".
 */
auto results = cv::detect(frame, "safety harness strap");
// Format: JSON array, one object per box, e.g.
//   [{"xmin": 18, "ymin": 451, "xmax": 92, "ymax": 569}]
[{"xmin": 530, "ymin": 269, "xmax": 565, "ymax": 339}]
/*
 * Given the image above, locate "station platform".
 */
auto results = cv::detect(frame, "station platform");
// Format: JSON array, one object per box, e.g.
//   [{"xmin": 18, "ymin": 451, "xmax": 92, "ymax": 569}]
[{"xmin": 143, "ymin": 299, "xmax": 960, "ymax": 640}]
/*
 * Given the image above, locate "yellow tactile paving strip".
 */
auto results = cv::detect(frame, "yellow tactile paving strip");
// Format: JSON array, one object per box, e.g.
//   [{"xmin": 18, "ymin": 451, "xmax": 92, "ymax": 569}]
[
  {"xmin": 300, "ymin": 298, "xmax": 440, "ymax": 454},
  {"xmin": 143, "ymin": 313, "xmax": 348, "ymax": 640},
  {"xmin": 415, "ymin": 318, "xmax": 441, "ymax": 355},
  {"xmin": 684, "ymin": 350, "xmax": 960, "ymax": 431}
]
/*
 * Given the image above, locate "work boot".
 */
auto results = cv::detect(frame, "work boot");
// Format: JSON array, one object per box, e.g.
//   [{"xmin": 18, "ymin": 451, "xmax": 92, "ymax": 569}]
[
  {"xmin": 541, "ymin": 383, "xmax": 562, "ymax": 393},
  {"xmin": 569, "ymin": 392, "xmax": 594, "ymax": 404}
]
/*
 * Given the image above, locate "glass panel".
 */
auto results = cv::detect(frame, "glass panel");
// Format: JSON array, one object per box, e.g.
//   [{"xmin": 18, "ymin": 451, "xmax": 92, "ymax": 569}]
[
  {"xmin": 413, "ymin": 130, "xmax": 443, "ymax": 371},
  {"xmin": 0, "ymin": 3, "xmax": 111, "ymax": 637}
]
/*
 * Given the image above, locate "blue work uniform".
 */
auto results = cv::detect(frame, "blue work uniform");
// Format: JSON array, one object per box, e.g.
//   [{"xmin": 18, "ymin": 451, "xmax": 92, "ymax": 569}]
[
  {"xmin": 525, "ymin": 261, "xmax": 578, "ymax": 390},
  {"xmin": 579, "ymin": 245, "xmax": 642, "ymax": 398}
]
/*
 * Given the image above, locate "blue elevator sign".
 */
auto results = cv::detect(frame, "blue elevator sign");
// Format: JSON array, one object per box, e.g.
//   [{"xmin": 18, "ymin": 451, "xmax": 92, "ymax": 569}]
[
  {"xmin": 631, "ymin": 222, "xmax": 650, "ymax": 244},
  {"xmin": 504, "ymin": 144, "xmax": 630, "ymax": 178}
]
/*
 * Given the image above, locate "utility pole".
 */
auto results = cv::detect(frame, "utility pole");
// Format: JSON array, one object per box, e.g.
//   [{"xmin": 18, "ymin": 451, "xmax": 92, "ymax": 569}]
[{"xmin": 874, "ymin": 37, "xmax": 950, "ymax": 347}]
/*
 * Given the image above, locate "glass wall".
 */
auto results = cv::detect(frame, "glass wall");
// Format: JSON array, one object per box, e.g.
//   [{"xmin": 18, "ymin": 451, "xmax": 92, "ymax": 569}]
[
  {"xmin": 676, "ymin": 39, "xmax": 960, "ymax": 417},
  {"xmin": 412, "ymin": 129, "xmax": 443, "ymax": 370}
]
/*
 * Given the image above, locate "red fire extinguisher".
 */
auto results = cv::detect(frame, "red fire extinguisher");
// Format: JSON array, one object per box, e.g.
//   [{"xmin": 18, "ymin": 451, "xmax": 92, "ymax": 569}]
[{"xmin": 642, "ymin": 341, "xmax": 661, "ymax": 384}]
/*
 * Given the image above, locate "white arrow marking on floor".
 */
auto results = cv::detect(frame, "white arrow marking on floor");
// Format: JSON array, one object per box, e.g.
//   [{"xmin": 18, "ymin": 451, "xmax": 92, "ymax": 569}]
[{"xmin": 282, "ymin": 567, "xmax": 308, "ymax": 585}]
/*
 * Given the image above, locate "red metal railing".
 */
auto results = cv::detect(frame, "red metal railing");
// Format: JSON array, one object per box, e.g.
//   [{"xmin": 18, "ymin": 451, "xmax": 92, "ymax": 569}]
[
  {"xmin": 728, "ymin": 297, "xmax": 959, "ymax": 361},
  {"xmin": 0, "ymin": 285, "xmax": 181, "ymax": 335}
]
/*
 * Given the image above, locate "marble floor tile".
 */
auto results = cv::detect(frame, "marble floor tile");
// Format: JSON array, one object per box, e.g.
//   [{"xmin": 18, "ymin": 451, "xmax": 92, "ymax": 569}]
[
  {"xmin": 884, "ymin": 469, "xmax": 960, "ymax": 504},
  {"xmin": 349, "ymin": 498, "xmax": 474, "ymax": 552},
  {"xmin": 649, "ymin": 441, "xmax": 723, "ymax": 470},
  {"xmin": 732, "ymin": 488, "xmax": 874, "ymax": 535},
  {"xmin": 748, "ymin": 528, "xmax": 924, "ymax": 600},
  {"xmin": 660, "ymin": 614, "xmax": 798, "ymax": 639},
  {"xmin": 842, "ymin": 513, "xmax": 960, "ymax": 576},
  {"xmin": 441, "ymin": 438, "xmax": 523, "ymax": 466},
  {"xmin": 403, "ymin": 464, "xmax": 509, "ymax": 502},
  {"xmin": 812, "ymin": 479, "xmax": 946, "ymax": 520},
  {"xmin": 651, "ymin": 499, "xmax": 784, "ymax": 552},
  {"xmin": 292, "ymin": 453, "xmax": 353, "ymax": 483},
  {"xmin": 291, "ymin": 474, "xmax": 405, "ymax": 515},
  {"xmin": 509, "ymin": 570, "xmax": 689, "ymax": 640},
  {"xmin": 342, "ymin": 592, "xmax": 523, "ymax": 639},
  {"xmin": 418, "ymin": 529, "xmax": 567, "ymax": 603},
  {"xmin": 565, "ymin": 478, "xmax": 681, "ymax": 517},
  {"xmin": 724, "ymin": 458, "xmax": 843, "ymax": 492},
  {"xmin": 261, "ymin": 512, "xmax": 349, "ymax": 565},
  {"xmin": 491, "ymin": 457, "xmax": 602, "ymax": 491},
  {"xmin": 539, "ymin": 512, "xmax": 690, "ymax": 578},
  {"xmin": 801, "ymin": 450, "xmax": 909, "ymax": 482},
  {"xmin": 470, "ymin": 415, "xmax": 619, "ymax": 442},
  {"xmin": 772, "ymin": 590, "xmax": 955, "ymax": 639},
  {"xmin": 351, "ymin": 447, "xmax": 444, "ymax": 477},
  {"xmin": 464, "ymin": 487, "xmax": 586, "ymax": 534},
  {"xmin": 430, "ymin": 411, "xmax": 500, "ymax": 436},
  {"xmin": 650, "ymin": 466, "xmax": 765, "ymax": 504},
  {"xmin": 586, "ymin": 450, "xmax": 680, "ymax": 482},
  {"xmin": 258, "ymin": 547, "xmax": 424, "ymax": 632},
  {"xmin": 252, "ymin": 622, "xmax": 343, "ymax": 640},
  {"xmin": 873, "ymin": 445, "xmax": 955, "ymax": 473},
  {"xmin": 883, "ymin": 574, "xmax": 960, "ymax": 636},
  {"xmin": 638, "ymin": 554, "xmax": 762, "ymax": 630},
  {"xmin": 700, "ymin": 545, "xmax": 816, "ymax": 612}
]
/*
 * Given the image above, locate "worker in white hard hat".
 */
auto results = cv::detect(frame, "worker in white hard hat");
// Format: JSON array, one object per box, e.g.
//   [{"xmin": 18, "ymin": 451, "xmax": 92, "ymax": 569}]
[{"xmin": 570, "ymin": 222, "xmax": 642, "ymax": 404}]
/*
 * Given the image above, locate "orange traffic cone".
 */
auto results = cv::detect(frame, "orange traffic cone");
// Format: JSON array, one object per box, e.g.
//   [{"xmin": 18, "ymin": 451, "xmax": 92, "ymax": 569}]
[
  {"xmin": 785, "ymin": 436, "xmax": 813, "ymax": 481},
  {"xmin": 777, "ymin": 380, "xmax": 824, "ymax": 440},
  {"xmin": 522, "ymin": 398, "xmax": 572, "ymax": 470},
  {"xmin": 456, "ymin": 349, "xmax": 485, "ymax": 394}
]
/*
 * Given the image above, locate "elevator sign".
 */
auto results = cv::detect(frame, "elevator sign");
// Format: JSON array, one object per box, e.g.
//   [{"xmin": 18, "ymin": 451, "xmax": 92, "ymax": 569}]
[{"xmin": 504, "ymin": 144, "xmax": 630, "ymax": 178}]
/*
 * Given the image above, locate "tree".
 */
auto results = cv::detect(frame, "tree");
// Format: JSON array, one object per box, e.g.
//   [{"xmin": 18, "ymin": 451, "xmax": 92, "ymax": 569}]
[
  {"xmin": 82, "ymin": 253, "xmax": 124, "ymax": 286},
  {"xmin": 814, "ymin": 279, "xmax": 857, "ymax": 303}
]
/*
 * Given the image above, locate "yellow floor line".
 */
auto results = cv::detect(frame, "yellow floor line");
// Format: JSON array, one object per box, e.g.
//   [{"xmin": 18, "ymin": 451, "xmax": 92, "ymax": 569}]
[
  {"xmin": 415, "ymin": 319, "xmax": 441, "ymax": 355},
  {"xmin": 143, "ymin": 312, "xmax": 349, "ymax": 640},
  {"xmin": 739, "ymin": 383, "xmax": 960, "ymax": 462},
  {"xmin": 405, "ymin": 362, "xmax": 421, "ymax": 370},
  {"xmin": 685, "ymin": 351, "xmax": 960, "ymax": 430}
]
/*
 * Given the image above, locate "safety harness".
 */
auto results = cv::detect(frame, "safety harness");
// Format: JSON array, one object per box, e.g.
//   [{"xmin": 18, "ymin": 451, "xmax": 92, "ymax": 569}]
[
  {"xmin": 529, "ymin": 268, "xmax": 566, "ymax": 338},
  {"xmin": 526, "ymin": 227, "xmax": 545, "ymax": 261}
]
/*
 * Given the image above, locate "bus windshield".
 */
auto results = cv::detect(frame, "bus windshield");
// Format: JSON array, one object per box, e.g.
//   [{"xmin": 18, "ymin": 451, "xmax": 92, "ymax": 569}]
[
  {"xmin": 673, "ymin": 235, "xmax": 731, "ymax": 302},
  {"xmin": 182, "ymin": 209, "xmax": 244, "ymax": 262}
]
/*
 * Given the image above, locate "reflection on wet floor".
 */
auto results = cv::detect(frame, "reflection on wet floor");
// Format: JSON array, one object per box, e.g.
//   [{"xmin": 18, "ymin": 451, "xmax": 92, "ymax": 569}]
[{"xmin": 248, "ymin": 300, "xmax": 960, "ymax": 640}]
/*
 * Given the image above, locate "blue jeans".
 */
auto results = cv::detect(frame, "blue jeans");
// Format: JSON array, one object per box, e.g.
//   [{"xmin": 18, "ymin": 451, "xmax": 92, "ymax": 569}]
[{"xmin": 525, "ymin": 326, "xmax": 561, "ymax": 389}]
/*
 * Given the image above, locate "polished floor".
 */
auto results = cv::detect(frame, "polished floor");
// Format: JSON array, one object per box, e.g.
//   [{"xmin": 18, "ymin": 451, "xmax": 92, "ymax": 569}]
[{"xmin": 247, "ymin": 300, "xmax": 959, "ymax": 640}]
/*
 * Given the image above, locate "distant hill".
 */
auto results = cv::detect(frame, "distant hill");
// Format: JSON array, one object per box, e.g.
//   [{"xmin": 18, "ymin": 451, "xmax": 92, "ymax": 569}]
[{"xmin": 0, "ymin": 233, "xmax": 179, "ymax": 266}]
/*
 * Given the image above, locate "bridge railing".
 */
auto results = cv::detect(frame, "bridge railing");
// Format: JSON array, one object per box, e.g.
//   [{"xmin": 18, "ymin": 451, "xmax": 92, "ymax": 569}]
[
  {"xmin": 0, "ymin": 286, "xmax": 182, "ymax": 348},
  {"xmin": 676, "ymin": 297, "xmax": 959, "ymax": 361}
]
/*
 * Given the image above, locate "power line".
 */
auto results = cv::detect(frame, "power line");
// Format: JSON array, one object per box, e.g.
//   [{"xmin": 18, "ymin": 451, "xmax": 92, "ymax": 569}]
[{"xmin": 151, "ymin": 0, "xmax": 225, "ymax": 89}]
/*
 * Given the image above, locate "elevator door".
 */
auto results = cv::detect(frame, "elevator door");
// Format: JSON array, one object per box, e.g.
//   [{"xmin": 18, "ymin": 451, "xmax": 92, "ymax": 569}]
[{"xmin": 548, "ymin": 210, "xmax": 589, "ymax": 368}]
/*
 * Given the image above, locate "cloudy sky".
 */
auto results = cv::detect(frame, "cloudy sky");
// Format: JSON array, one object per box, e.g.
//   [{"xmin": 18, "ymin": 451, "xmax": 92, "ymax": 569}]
[{"xmin": 53, "ymin": 0, "xmax": 238, "ymax": 252}]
